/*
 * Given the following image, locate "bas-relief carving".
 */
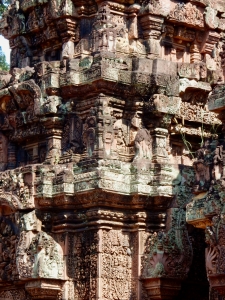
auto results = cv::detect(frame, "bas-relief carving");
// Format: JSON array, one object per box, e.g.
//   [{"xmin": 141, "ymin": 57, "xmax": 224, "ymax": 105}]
[
  {"xmin": 0, "ymin": 0, "xmax": 225, "ymax": 298},
  {"xmin": 134, "ymin": 128, "xmax": 152, "ymax": 160},
  {"xmin": 142, "ymin": 208, "xmax": 192, "ymax": 280},
  {"xmin": 17, "ymin": 210, "xmax": 64, "ymax": 280},
  {"xmin": 0, "ymin": 214, "xmax": 19, "ymax": 282},
  {"xmin": 101, "ymin": 229, "xmax": 132, "ymax": 300},
  {"xmin": 169, "ymin": 3, "xmax": 204, "ymax": 28},
  {"xmin": 0, "ymin": 169, "xmax": 33, "ymax": 209},
  {"xmin": 67, "ymin": 231, "xmax": 98, "ymax": 299},
  {"xmin": 185, "ymin": 111, "xmax": 225, "ymax": 296}
]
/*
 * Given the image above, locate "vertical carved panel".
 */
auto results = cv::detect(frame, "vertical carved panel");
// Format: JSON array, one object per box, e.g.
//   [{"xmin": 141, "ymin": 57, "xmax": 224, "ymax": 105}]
[
  {"xmin": 67, "ymin": 230, "xmax": 98, "ymax": 299},
  {"xmin": 0, "ymin": 214, "xmax": 19, "ymax": 281},
  {"xmin": 101, "ymin": 229, "xmax": 132, "ymax": 300}
]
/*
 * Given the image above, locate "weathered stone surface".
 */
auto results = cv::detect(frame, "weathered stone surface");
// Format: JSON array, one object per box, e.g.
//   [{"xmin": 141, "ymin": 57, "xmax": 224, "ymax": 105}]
[{"xmin": 0, "ymin": 0, "xmax": 224, "ymax": 298}]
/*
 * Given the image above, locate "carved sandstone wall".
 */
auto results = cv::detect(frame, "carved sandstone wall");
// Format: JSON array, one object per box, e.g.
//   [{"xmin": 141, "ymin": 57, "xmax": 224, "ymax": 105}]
[{"xmin": 0, "ymin": 0, "xmax": 224, "ymax": 299}]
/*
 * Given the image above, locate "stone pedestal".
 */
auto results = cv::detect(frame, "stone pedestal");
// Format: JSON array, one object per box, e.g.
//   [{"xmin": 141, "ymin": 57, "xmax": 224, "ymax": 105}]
[
  {"xmin": 25, "ymin": 280, "xmax": 63, "ymax": 299},
  {"xmin": 209, "ymin": 275, "xmax": 225, "ymax": 296},
  {"xmin": 142, "ymin": 278, "xmax": 182, "ymax": 300}
]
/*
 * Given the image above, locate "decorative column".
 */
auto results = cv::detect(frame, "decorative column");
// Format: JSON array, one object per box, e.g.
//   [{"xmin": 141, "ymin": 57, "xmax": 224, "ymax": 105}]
[
  {"xmin": 45, "ymin": 129, "xmax": 62, "ymax": 164},
  {"xmin": 145, "ymin": 94, "xmax": 181, "ymax": 163}
]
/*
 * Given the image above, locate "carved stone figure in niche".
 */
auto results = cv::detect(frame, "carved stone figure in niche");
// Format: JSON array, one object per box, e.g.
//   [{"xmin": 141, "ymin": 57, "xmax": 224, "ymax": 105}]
[
  {"xmin": 68, "ymin": 116, "xmax": 83, "ymax": 153},
  {"xmin": 147, "ymin": 232, "xmax": 166, "ymax": 277},
  {"xmin": 134, "ymin": 128, "xmax": 152, "ymax": 160},
  {"xmin": 62, "ymin": 115, "xmax": 83, "ymax": 155},
  {"xmin": 83, "ymin": 107, "xmax": 96, "ymax": 157},
  {"xmin": 39, "ymin": 146, "xmax": 46, "ymax": 163},
  {"xmin": 32, "ymin": 231, "xmax": 63, "ymax": 279},
  {"xmin": 131, "ymin": 116, "xmax": 152, "ymax": 160},
  {"xmin": 17, "ymin": 210, "xmax": 63, "ymax": 280},
  {"xmin": 101, "ymin": 100, "xmax": 117, "ymax": 158},
  {"xmin": 83, "ymin": 128, "xmax": 95, "ymax": 157},
  {"xmin": 213, "ymin": 144, "xmax": 223, "ymax": 180},
  {"xmin": 113, "ymin": 119, "xmax": 129, "ymax": 155},
  {"xmin": 193, "ymin": 161, "xmax": 211, "ymax": 192},
  {"xmin": 193, "ymin": 140, "xmax": 213, "ymax": 192},
  {"xmin": 111, "ymin": 115, "xmax": 152, "ymax": 161},
  {"xmin": 103, "ymin": 130, "xmax": 114, "ymax": 157}
]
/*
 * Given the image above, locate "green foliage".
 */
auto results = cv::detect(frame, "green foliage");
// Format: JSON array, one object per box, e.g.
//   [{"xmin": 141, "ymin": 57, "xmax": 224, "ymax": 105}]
[
  {"xmin": 0, "ymin": 46, "xmax": 9, "ymax": 71},
  {"xmin": 0, "ymin": 0, "xmax": 9, "ymax": 17},
  {"xmin": 0, "ymin": 0, "xmax": 10, "ymax": 71}
]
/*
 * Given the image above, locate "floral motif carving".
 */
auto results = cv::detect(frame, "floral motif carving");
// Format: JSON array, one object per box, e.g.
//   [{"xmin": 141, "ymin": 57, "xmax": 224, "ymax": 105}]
[
  {"xmin": 102, "ymin": 229, "xmax": 132, "ymax": 299},
  {"xmin": 67, "ymin": 231, "xmax": 98, "ymax": 299},
  {"xmin": 142, "ymin": 208, "xmax": 192, "ymax": 280}
]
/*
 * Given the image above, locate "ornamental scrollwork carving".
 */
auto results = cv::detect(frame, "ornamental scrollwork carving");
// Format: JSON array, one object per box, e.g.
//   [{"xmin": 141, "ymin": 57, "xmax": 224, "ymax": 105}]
[
  {"xmin": 0, "ymin": 214, "xmax": 19, "ymax": 282},
  {"xmin": 101, "ymin": 229, "xmax": 132, "ymax": 299},
  {"xmin": 169, "ymin": 3, "xmax": 204, "ymax": 28},
  {"xmin": 0, "ymin": 169, "xmax": 33, "ymax": 209},
  {"xmin": 142, "ymin": 208, "xmax": 192, "ymax": 280}
]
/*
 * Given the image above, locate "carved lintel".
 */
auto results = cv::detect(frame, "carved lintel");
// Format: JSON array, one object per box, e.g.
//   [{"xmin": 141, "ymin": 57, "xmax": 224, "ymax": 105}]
[
  {"xmin": 168, "ymin": 3, "xmax": 204, "ymax": 29},
  {"xmin": 146, "ymin": 94, "xmax": 181, "ymax": 115}
]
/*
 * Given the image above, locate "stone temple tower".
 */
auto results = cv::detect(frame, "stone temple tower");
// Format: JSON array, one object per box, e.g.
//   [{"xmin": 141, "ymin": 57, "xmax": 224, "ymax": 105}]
[{"xmin": 0, "ymin": 0, "xmax": 224, "ymax": 299}]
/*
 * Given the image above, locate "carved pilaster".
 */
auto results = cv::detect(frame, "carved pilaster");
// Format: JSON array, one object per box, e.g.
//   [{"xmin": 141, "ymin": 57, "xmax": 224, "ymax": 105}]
[{"xmin": 152, "ymin": 127, "xmax": 168, "ymax": 162}]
